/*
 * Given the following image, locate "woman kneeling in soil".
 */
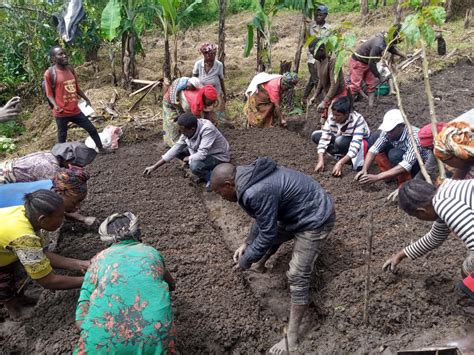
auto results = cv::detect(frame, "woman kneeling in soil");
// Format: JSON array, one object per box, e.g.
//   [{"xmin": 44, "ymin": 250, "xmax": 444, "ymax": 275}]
[
  {"xmin": 0, "ymin": 142, "xmax": 96, "ymax": 184},
  {"xmin": 0, "ymin": 167, "xmax": 97, "ymax": 226},
  {"xmin": 0, "ymin": 189, "xmax": 90, "ymax": 319},
  {"xmin": 75, "ymin": 212, "xmax": 176, "ymax": 354},
  {"xmin": 312, "ymin": 96, "xmax": 371, "ymax": 176},
  {"xmin": 244, "ymin": 72, "xmax": 298, "ymax": 128},
  {"xmin": 383, "ymin": 179, "xmax": 474, "ymax": 290}
]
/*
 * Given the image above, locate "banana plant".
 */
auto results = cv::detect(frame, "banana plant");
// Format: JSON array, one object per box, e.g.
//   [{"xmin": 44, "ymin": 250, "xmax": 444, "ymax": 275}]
[
  {"xmin": 101, "ymin": 0, "xmax": 149, "ymax": 89},
  {"xmin": 151, "ymin": 0, "xmax": 203, "ymax": 81}
]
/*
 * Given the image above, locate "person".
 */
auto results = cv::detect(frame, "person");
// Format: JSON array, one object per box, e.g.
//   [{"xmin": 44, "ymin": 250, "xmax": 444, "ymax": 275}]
[
  {"xmin": 0, "ymin": 96, "xmax": 21, "ymax": 123},
  {"xmin": 162, "ymin": 76, "xmax": 218, "ymax": 147},
  {"xmin": 144, "ymin": 113, "xmax": 230, "ymax": 188},
  {"xmin": 44, "ymin": 46, "xmax": 105, "ymax": 153},
  {"xmin": 383, "ymin": 179, "xmax": 474, "ymax": 284},
  {"xmin": 0, "ymin": 167, "xmax": 96, "ymax": 225},
  {"xmin": 244, "ymin": 72, "xmax": 299, "ymax": 128},
  {"xmin": 0, "ymin": 189, "xmax": 90, "ymax": 319},
  {"xmin": 74, "ymin": 212, "xmax": 176, "ymax": 354},
  {"xmin": 307, "ymin": 39, "xmax": 348, "ymax": 124},
  {"xmin": 312, "ymin": 96, "xmax": 371, "ymax": 176},
  {"xmin": 210, "ymin": 157, "xmax": 335, "ymax": 353},
  {"xmin": 193, "ymin": 43, "xmax": 226, "ymax": 128},
  {"xmin": 0, "ymin": 141, "xmax": 96, "ymax": 184},
  {"xmin": 348, "ymin": 26, "xmax": 406, "ymax": 106},
  {"xmin": 302, "ymin": 5, "xmax": 330, "ymax": 105},
  {"xmin": 355, "ymin": 109, "xmax": 430, "ymax": 186},
  {"xmin": 434, "ymin": 121, "xmax": 474, "ymax": 178}
]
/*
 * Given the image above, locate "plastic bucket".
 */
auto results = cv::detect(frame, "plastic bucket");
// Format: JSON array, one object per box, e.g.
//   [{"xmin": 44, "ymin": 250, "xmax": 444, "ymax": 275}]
[{"xmin": 376, "ymin": 83, "xmax": 390, "ymax": 96}]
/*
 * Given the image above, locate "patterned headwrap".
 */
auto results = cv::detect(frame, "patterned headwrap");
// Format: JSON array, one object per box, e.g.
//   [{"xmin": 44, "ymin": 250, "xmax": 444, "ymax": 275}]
[
  {"xmin": 418, "ymin": 122, "xmax": 448, "ymax": 148},
  {"xmin": 434, "ymin": 121, "xmax": 474, "ymax": 161},
  {"xmin": 52, "ymin": 166, "xmax": 89, "ymax": 196},
  {"xmin": 200, "ymin": 43, "xmax": 218, "ymax": 54},
  {"xmin": 281, "ymin": 72, "xmax": 299, "ymax": 88},
  {"xmin": 99, "ymin": 212, "xmax": 141, "ymax": 243}
]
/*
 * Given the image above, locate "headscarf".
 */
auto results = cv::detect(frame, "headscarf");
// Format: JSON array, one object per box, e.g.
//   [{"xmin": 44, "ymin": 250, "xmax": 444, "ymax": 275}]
[
  {"xmin": 52, "ymin": 166, "xmax": 89, "ymax": 196},
  {"xmin": 281, "ymin": 72, "xmax": 298, "ymax": 88},
  {"xmin": 99, "ymin": 212, "xmax": 141, "ymax": 243},
  {"xmin": 189, "ymin": 85, "xmax": 218, "ymax": 116},
  {"xmin": 434, "ymin": 121, "xmax": 474, "ymax": 161},
  {"xmin": 200, "ymin": 43, "xmax": 218, "ymax": 54},
  {"xmin": 418, "ymin": 122, "xmax": 448, "ymax": 148}
]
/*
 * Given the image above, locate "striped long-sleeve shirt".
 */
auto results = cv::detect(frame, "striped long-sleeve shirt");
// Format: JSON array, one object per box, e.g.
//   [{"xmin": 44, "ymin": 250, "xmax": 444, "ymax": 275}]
[
  {"xmin": 369, "ymin": 126, "xmax": 430, "ymax": 172},
  {"xmin": 404, "ymin": 179, "xmax": 474, "ymax": 259},
  {"xmin": 317, "ymin": 111, "xmax": 371, "ymax": 159}
]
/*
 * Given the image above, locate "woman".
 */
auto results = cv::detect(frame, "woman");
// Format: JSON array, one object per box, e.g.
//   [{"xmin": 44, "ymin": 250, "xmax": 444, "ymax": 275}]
[
  {"xmin": 75, "ymin": 212, "xmax": 176, "ymax": 354},
  {"xmin": 0, "ymin": 189, "xmax": 89, "ymax": 319},
  {"xmin": 162, "ymin": 77, "xmax": 218, "ymax": 147},
  {"xmin": 383, "ymin": 179, "xmax": 474, "ymax": 282},
  {"xmin": 244, "ymin": 72, "xmax": 298, "ymax": 128},
  {"xmin": 434, "ymin": 121, "xmax": 474, "ymax": 178},
  {"xmin": 312, "ymin": 96, "xmax": 370, "ymax": 176},
  {"xmin": 0, "ymin": 142, "xmax": 96, "ymax": 184},
  {"xmin": 193, "ymin": 43, "xmax": 226, "ymax": 128},
  {"xmin": 0, "ymin": 167, "xmax": 95, "ymax": 225}
]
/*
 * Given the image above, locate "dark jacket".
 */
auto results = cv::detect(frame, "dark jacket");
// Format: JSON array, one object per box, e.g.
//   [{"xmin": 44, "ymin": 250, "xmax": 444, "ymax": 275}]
[{"xmin": 236, "ymin": 157, "xmax": 334, "ymax": 267}]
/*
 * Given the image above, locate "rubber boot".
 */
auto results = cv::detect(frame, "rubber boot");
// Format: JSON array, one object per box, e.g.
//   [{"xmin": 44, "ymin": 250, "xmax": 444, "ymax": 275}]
[{"xmin": 374, "ymin": 153, "xmax": 392, "ymax": 172}]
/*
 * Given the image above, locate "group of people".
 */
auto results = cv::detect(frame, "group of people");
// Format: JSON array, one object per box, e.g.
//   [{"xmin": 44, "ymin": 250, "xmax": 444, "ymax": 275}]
[{"xmin": 0, "ymin": 5, "xmax": 473, "ymax": 353}]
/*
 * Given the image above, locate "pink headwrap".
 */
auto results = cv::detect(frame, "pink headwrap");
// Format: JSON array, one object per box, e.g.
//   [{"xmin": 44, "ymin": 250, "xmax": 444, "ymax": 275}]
[
  {"xmin": 200, "ymin": 43, "xmax": 218, "ymax": 54},
  {"xmin": 187, "ymin": 85, "xmax": 218, "ymax": 117},
  {"xmin": 418, "ymin": 122, "xmax": 448, "ymax": 148}
]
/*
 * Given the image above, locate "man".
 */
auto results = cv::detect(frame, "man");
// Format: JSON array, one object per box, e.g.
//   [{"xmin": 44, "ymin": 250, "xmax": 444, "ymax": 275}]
[
  {"xmin": 210, "ymin": 157, "xmax": 335, "ymax": 353},
  {"xmin": 355, "ymin": 109, "xmax": 430, "ymax": 186},
  {"xmin": 302, "ymin": 5, "xmax": 330, "ymax": 105},
  {"xmin": 349, "ymin": 25, "xmax": 406, "ymax": 106},
  {"xmin": 0, "ymin": 96, "xmax": 21, "ymax": 123},
  {"xmin": 307, "ymin": 38, "xmax": 347, "ymax": 124},
  {"xmin": 143, "ymin": 112, "xmax": 230, "ymax": 187},
  {"xmin": 44, "ymin": 46, "xmax": 105, "ymax": 152}
]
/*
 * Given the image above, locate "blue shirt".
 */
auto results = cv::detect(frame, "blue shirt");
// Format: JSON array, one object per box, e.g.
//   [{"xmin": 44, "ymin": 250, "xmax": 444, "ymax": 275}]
[{"xmin": 0, "ymin": 180, "xmax": 53, "ymax": 208}]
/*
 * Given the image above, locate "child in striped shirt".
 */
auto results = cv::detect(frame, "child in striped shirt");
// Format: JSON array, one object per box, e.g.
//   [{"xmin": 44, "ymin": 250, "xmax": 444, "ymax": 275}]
[{"xmin": 312, "ymin": 96, "xmax": 371, "ymax": 176}]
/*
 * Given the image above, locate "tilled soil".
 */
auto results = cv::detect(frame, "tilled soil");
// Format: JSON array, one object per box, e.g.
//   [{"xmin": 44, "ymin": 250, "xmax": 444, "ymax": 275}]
[{"xmin": 1, "ymin": 61, "xmax": 473, "ymax": 354}]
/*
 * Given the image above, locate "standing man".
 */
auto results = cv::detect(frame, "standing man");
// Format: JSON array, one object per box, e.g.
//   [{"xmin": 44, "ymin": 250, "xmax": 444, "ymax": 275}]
[
  {"xmin": 44, "ymin": 46, "xmax": 105, "ymax": 152},
  {"xmin": 348, "ymin": 25, "xmax": 406, "ymax": 106},
  {"xmin": 210, "ymin": 157, "xmax": 335, "ymax": 353},
  {"xmin": 302, "ymin": 5, "xmax": 330, "ymax": 105}
]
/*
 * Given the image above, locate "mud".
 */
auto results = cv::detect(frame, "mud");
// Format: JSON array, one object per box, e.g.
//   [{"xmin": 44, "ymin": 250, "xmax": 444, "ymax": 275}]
[{"xmin": 1, "ymin": 62, "xmax": 473, "ymax": 354}]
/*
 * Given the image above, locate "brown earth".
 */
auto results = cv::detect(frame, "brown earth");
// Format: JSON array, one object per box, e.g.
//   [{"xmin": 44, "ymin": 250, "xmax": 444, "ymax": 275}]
[{"xmin": 1, "ymin": 63, "xmax": 473, "ymax": 354}]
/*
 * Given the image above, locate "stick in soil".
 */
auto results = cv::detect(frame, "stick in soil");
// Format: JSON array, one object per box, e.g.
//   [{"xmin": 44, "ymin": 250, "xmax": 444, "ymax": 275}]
[
  {"xmin": 284, "ymin": 326, "xmax": 290, "ymax": 354},
  {"xmin": 363, "ymin": 211, "xmax": 374, "ymax": 326}
]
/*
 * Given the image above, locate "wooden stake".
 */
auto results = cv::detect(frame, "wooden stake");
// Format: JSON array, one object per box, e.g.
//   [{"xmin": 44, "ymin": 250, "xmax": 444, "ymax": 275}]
[
  {"xmin": 283, "ymin": 326, "xmax": 290, "ymax": 354},
  {"xmin": 363, "ymin": 211, "xmax": 374, "ymax": 326}
]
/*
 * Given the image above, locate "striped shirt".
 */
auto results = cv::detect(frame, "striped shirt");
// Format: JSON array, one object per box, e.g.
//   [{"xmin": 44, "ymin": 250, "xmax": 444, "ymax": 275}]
[
  {"xmin": 317, "ymin": 111, "xmax": 371, "ymax": 159},
  {"xmin": 404, "ymin": 179, "xmax": 474, "ymax": 259},
  {"xmin": 369, "ymin": 126, "xmax": 430, "ymax": 172}
]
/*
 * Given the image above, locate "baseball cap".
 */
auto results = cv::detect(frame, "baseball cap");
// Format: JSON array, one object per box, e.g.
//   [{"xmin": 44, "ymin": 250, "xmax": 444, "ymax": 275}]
[
  {"xmin": 378, "ymin": 109, "xmax": 405, "ymax": 132},
  {"xmin": 316, "ymin": 5, "xmax": 329, "ymax": 14}
]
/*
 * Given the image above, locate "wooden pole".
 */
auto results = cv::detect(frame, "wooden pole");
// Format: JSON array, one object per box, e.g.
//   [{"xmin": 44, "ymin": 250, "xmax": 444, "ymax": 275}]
[
  {"xmin": 292, "ymin": 12, "xmax": 306, "ymax": 74},
  {"xmin": 363, "ymin": 211, "xmax": 374, "ymax": 326},
  {"xmin": 420, "ymin": 42, "xmax": 446, "ymax": 180}
]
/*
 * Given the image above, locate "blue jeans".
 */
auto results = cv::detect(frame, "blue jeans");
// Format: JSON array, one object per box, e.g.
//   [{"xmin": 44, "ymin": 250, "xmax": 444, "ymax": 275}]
[
  {"xmin": 189, "ymin": 155, "xmax": 224, "ymax": 182},
  {"xmin": 311, "ymin": 131, "xmax": 352, "ymax": 155}
]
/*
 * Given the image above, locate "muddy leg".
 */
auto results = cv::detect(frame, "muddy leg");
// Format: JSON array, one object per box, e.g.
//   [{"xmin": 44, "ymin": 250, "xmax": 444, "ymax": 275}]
[
  {"xmin": 269, "ymin": 304, "xmax": 308, "ymax": 353},
  {"xmin": 368, "ymin": 92, "xmax": 376, "ymax": 107},
  {"xmin": 2, "ymin": 298, "xmax": 23, "ymax": 320}
]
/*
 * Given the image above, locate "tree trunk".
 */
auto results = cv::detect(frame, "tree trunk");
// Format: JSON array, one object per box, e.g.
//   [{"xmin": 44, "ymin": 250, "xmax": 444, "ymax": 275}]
[
  {"xmin": 121, "ymin": 32, "xmax": 135, "ymax": 89},
  {"xmin": 361, "ymin": 0, "xmax": 369, "ymax": 16},
  {"xmin": 445, "ymin": 0, "xmax": 453, "ymax": 20},
  {"xmin": 394, "ymin": 0, "xmax": 403, "ymax": 25},
  {"xmin": 218, "ymin": 0, "xmax": 226, "ymax": 75},
  {"xmin": 172, "ymin": 33, "xmax": 180, "ymax": 78},
  {"xmin": 163, "ymin": 34, "xmax": 172, "ymax": 82},
  {"xmin": 256, "ymin": 0, "xmax": 266, "ymax": 72},
  {"xmin": 292, "ymin": 12, "xmax": 306, "ymax": 74},
  {"xmin": 465, "ymin": 8, "xmax": 472, "ymax": 29},
  {"xmin": 382, "ymin": 0, "xmax": 386, "ymax": 6}
]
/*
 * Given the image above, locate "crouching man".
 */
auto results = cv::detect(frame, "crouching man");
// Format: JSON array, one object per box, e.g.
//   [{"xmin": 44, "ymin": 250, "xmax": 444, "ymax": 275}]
[
  {"xmin": 210, "ymin": 157, "xmax": 335, "ymax": 353},
  {"xmin": 143, "ymin": 112, "xmax": 230, "ymax": 188}
]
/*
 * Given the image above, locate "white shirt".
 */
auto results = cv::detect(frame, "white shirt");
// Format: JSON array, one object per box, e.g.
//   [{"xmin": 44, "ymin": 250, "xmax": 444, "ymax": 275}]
[{"xmin": 192, "ymin": 59, "xmax": 224, "ymax": 95}]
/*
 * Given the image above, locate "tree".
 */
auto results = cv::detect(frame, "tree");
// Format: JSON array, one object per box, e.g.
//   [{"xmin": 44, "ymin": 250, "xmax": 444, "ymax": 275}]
[
  {"xmin": 218, "ymin": 0, "xmax": 226, "ymax": 73},
  {"xmin": 360, "ymin": 0, "xmax": 369, "ymax": 15},
  {"xmin": 101, "ymin": 0, "xmax": 149, "ymax": 89},
  {"xmin": 151, "ymin": 0, "xmax": 203, "ymax": 81}
]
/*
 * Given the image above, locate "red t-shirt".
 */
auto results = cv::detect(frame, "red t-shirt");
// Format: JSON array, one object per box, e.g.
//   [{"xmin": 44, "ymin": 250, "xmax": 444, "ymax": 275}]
[{"xmin": 44, "ymin": 66, "xmax": 81, "ymax": 118}]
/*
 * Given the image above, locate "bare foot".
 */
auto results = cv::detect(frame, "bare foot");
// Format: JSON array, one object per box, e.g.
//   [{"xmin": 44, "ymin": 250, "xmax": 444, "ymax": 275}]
[
  {"xmin": 251, "ymin": 262, "xmax": 267, "ymax": 273},
  {"xmin": 268, "ymin": 334, "xmax": 298, "ymax": 354}
]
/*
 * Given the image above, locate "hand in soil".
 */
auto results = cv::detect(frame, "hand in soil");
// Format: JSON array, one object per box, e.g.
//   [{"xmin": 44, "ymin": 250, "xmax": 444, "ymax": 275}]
[
  {"xmin": 332, "ymin": 162, "xmax": 343, "ymax": 177},
  {"xmin": 314, "ymin": 160, "xmax": 324, "ymax": 173},
  {"xmin": 233, "ymin": 243, "xmax": 247, "ymax": 263},
  {"xmin": 358, "ymin": 173, "xmax": 379, "ymax": 184},
  {"xmin": 143, "ymin": 165, "xmax": 157, "ymax": 176},
  {"xmin": 354, "ymin": 170, "xmax": 366, "ymax": 181},
  {"xmin": 383, "ymin": 250, "xmax": 407, "ymax": 273}
]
